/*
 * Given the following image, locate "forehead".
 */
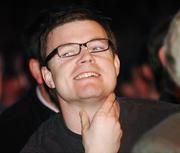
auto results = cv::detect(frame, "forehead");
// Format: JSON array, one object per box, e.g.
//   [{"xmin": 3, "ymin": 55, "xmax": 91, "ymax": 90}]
[{"xmin": 46, "ymin": 20, "xmax": 108, "ymax": 53}]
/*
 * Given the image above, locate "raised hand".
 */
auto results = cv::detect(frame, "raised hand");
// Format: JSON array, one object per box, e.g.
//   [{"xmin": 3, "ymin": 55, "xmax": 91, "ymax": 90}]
[{"xmin": 79, "ymin": 93, "xmax": 122, "ymax": 153}]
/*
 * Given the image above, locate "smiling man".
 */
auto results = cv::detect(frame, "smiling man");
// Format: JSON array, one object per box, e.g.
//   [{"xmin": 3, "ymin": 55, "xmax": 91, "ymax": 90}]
[
  {"xmin": 43, "ymin": 20, "xmax": 120, "ymax": 116},
  {"xmin": 21, "ymin": 4, "xmax": 180, "ymax": 153}
]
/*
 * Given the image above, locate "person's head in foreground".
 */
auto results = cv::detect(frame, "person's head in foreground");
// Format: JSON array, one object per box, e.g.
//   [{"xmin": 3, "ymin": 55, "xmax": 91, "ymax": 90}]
[
  {"xmin": 163, "ymin": 10, "xmax": 180, "ymax": 88},
  {"xmin": 132, "ymin": 9, "xmax": 180, "ymax": 153}
]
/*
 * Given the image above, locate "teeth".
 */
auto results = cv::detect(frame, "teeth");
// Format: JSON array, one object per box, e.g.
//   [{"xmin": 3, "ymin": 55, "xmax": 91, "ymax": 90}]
[{"xmin": 75, "ymin": 72, "xmax": 99, "ymax": 80}]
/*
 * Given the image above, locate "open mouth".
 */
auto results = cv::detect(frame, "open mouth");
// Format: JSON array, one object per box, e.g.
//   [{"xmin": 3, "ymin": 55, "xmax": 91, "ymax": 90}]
[{"xmin": 74, "ymin": 72, "xmax": 100, "ymax": 80}]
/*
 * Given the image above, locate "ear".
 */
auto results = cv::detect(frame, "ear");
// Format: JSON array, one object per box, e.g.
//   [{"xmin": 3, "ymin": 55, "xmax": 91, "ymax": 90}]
[
  {"xmin": 29, "ymin": 58, "xmax": 43, "ymax": 84},
  {"xmin": 41, "ymin": 66, "xmax": 55, "ymax": 89},
  {"xmin": 114, "ymin": 54, "xmax": 120, "ymax": 76},
  {"xmin": 159, "ymin": 46, "xmax": 167, "ymax": 66}
]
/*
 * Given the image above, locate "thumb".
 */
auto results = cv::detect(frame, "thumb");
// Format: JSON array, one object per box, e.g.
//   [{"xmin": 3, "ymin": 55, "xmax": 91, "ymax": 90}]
[{"xmin": 79, "ymin": 110, "xmax": 90, "ymax": 134}]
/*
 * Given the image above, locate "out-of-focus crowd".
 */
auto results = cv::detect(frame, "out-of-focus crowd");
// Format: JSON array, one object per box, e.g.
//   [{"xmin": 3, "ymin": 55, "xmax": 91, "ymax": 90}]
[{"xmin": 0, "ymin": 45, "xmax": 31, "ymax": 108}]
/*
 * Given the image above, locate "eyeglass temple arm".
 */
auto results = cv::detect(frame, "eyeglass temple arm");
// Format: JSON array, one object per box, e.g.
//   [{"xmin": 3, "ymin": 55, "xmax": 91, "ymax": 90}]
[{"xmin": 45, "ymin": 49, "xmax": 58, "ymax": 65}]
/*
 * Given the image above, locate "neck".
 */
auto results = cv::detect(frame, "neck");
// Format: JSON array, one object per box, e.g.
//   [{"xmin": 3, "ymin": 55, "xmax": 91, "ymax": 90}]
[
  {"xmin": 59, "ymin": 96, "xmax": 107, "ymax": 134},
  {"xmin": 37, "ymin": 85, "xmax": 59, "ymax": 112}
]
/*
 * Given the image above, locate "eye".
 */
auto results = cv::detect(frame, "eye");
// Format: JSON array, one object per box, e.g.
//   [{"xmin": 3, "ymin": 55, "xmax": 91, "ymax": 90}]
[
  {"xmin": 61, "ymin": 51, "xmax": 75, "ymax": 57},
  {"xmin": 92, "ymin": 46, "xmax": 104, "ymax": 51},
  {"xmin": 88, "ymin": 40, "xmax": 108, "ymax": 52},
  {"xmin": 58, "ymin": 45, "xmax": 78, "ymax": 58}
]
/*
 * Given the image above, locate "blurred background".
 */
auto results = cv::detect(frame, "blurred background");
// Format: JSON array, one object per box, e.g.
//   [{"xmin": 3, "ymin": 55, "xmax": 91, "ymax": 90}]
[{"xmin": 0, "ymin": 0, "xmax": 180, "ymax": 107}]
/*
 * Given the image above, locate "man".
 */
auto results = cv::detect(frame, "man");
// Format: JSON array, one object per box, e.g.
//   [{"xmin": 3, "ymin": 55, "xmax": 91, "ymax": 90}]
[
  {"xmin": 132, "ymin": 9, "xmax": 180, "ymax": 153},
  {"xmin": 21, "ymin": 4, "xmax": 180, "ymax": 153},
  {"xmin": 0, "ymin": 14, "xmax": 59, "ymax": 152},
  {"xmin": 147, "ymin": 16, "xmax": 180, "ymax": 104}
]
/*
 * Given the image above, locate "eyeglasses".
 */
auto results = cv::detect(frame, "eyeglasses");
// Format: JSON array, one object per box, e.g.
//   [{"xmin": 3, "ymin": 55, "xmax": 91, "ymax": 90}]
[{"xmin": 45, "ymin": 38, "xmax": 111, "ymax": 64}]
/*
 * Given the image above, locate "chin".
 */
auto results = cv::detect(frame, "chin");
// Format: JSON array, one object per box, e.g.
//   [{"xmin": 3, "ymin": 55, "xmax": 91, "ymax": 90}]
[
  {"xmin": 77, "ymin": 88, "xmax": 103, "ymax": 98},
  {"xmin": 74, "ymin": 83, "xmax": 115, "ymax": 98},
  {"xmin": 81, "ymin": 90, "xmax": 101, "ymax": 98},
  {"xmin": 78, "ymin": 89, "xmax": 113, "ymax": 101}
]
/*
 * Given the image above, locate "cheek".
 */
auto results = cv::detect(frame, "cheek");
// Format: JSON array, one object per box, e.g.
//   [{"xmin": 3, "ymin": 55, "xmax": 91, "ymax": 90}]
[
  {"xmin": 102, "ymin": 58, "xmax": 117, "ymax": 75},
  {"xmin": 51, "ymin": 62, "xmax": 73, "ymax": 89},
  {"xmin": 100, "ymin": 59, "xmax": 118, "ymax": 84}
]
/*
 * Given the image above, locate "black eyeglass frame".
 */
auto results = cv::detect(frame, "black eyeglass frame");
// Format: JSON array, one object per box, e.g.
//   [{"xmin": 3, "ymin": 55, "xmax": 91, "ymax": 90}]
[{"xmin": 44, "ymin": 38, "xmax": 112, "ymax": 65}]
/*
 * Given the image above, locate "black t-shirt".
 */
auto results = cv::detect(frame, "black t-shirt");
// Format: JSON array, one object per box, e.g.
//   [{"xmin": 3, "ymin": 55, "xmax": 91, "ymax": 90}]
[{"xmin": 21, "ymin": 97, "xmax": 180, "ymax": 153}]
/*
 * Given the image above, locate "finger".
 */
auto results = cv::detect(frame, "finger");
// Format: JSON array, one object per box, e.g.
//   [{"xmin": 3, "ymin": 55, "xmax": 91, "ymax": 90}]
[
  {"xmin": 79, "ymin": 111, "xmax": 90, "ymax": 134},
  {"xmin": 98, "ymin": 93, "xmax": 116, "ymax": 114},
  {"xmin": 107, "ymin": 100, "xmax": 120, "ymax": 121},
  {"xmin": 114, "ymin": 100, "xmax": 120, "ymax": 119},
  {"xmin": 108, "ymin": 100, "xmax": 116, "ymax": 117}
]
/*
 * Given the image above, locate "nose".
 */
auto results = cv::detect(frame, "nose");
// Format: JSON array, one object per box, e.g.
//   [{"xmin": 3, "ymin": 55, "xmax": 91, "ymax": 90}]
[{"xmin": 77, "ymin": 46, "xmax": 95, "ymax": 64}]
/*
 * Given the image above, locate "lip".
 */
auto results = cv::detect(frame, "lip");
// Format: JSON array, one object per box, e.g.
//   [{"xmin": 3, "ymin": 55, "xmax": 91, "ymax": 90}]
[{"xmin": 74, "ymin": 71, "xmax": 101, "ymax": 80}]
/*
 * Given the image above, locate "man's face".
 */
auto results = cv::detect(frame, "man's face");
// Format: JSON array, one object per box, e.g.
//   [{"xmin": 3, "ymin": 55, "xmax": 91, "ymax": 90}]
[{"xmin": 42, "ymin": 20, "xmax": 120, "ymax": 103}]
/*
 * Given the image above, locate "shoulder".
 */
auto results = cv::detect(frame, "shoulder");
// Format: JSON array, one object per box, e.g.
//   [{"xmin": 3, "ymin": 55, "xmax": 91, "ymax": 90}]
[
  {"xmin": 26, "ymin": 113, "xmax": 60, "ymax": 141},
  {"xmin": 117, "ymin": 97, "xmax": 180, "ymax": 128},
  {"xmin": 117, "ymin": 96, "xmax": 180, "ymax": 111},
  {"xmin": 132, "ymin": 112, "xmax": 180, "ymax": 153},
  {"xmin": 21, "ymin": 114, "xmax": 61, "ymax": 152},
  {"xmin": 38, "ymin": 113, "xmax": 61, "ymax": 131},
  {"xmin": 147, "ymin": 112, "xmax": 180, "ymax": 136}
]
